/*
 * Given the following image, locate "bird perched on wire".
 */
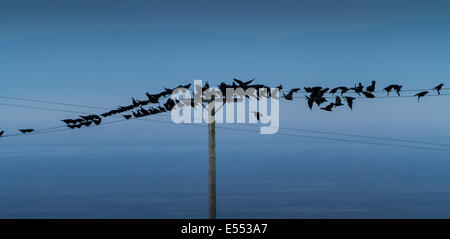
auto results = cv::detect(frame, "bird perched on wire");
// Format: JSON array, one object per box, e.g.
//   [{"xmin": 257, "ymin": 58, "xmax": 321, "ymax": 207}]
[
  {"xmin": 19, "ymin": 129, "xmax": 34, "ymax": 134},
  {"xmin": 366, "ymin": 81, "xmax": 376, "ymax": 92},
  {"xmin": 384, "ymin": 85, "xmax": 394, "ymax": 96},
  {"xmin": 282, "ymin": 88, "xmax": 300, "ymax": 100},
  {"xmin": 415, "ymin": 91, "xmax": 428, "ymax": 101},
  {"xmin": 343, "ymin": 96, "xmax": 356, "ymax": 110},
  {"xmin": 392, "ymin": 85, "xmax": 403, "ymax": 96},
  {"xmin": 351, "ymin": 83, "xmax": 364, "ymax": 95},
  {"xmin": 433, "ymin": 83, "xmax": 444, "ymax": 95},
  {"xmin": 321, "ymin": 103, "xmax": 335, "ymax": 112}
]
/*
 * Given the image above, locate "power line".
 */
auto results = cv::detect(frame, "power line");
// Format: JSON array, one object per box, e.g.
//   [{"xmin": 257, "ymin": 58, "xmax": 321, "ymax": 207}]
[
  {"xmin": 4, "ymin": 114, "xmax": 448, "ymax": 153},
  {"xmin": 1, "ymin": 100, "xmax": 449, "ymax": 149}
]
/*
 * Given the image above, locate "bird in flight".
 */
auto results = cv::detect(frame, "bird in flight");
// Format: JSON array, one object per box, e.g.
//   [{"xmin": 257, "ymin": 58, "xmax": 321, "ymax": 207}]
[
  {"xmin": 343, "ymin": 96, "xmax": 355, "ymax": 110},
  {"xmin": 19, "ymin": 129, "xmax": 34, "ymax": 134},
  {"xmin": 305, "ymin": 96, "xmax": 314, "ymax": 110},
  {"xmin": 321, "ymin": 103, "xmax": 335, "ymax": 112},
  {"xmin": 362, "ymin": 91, "xmax": 376, "ymax": 98},
  {"xmin": 282, "ymin": 88, "xmax": 300, "ymax": 100},
  {"xmin": 366, "ymin": 81, "xmax": 376, "ymax": 92},
  {"xmin": 415, "ymin": 91, "xmax": 428, "ymax": 101},
  {"xmin": 329, "ymin": 87, "xmax": 340, "ymax": 95},
  {"xmin": 433, "ymin": 83, "xmax": 444, "ymax": 95},
  {"xmin": 233, "ymin": 78, "xmax": 254, "ymax": 87}
]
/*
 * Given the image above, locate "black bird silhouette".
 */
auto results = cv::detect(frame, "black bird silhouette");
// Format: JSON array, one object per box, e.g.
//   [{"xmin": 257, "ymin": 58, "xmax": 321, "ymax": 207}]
[
  {"xmin": 132, "ymin": 97, "xmax": 140, "ymax": 107},
  {"xmin": 392, "ymin": 85, "xmax": 402, "ymax": 96},
  {"xmin": 384, "ymin": 85, "xmax": 394, "ymax": 96},
  {"xmin": 343, "ymin": 96, "xmax": 355, "ymax": 110},
  {"xmin": 282, "ymin": 88, "xmax": 300, "ymax": 100},
  {"xmin": 334, "ymin": 96, "xmax": 344, "ymax": 106},
  {"xmin": 233, "ymin": 78, "xmax": 254, "ymax": 87},
  {"xmin": 321, "ymin": 103, "xmax": 335, "ymax": 112},
  {"xmin": 61, "ymin": 119, "xmax": 75, "ymax": 124},
  {"xmin": 123, "ymin": 115, "xmax": 132, "ymax": 120},
  {"xmin": 339, "ymin": 87, "xmax": 350, "ymax": 96},
  {"xmin": 146, "ymin": 92, "xmax": 161, "ymax": 104},
  {"xmin": 314, "ymin": 97, "xmax": 327, "ymax": 107},
  {"xmin": 362, "ymin": 91, "xmax": 376, "ymax": 98},
  {"xmin": 318, "ymin": 88, "xmax": 329, "ymax": 97},
  {"xmin": 158, "ymin": 106, "xmax": 167, "ymax": 112},
  {"xmin": 366, "ymin": 81, "xmax": 376, "ymax": 92},
  {"xmin": 329, "ymin": 87, "xmax": 339, "ymax": 95},
  {"xmin": 351, "ymin": 83, "xmax": 364, "ymax": 95},
  {"xmin": 305, "ymin": 96, "xmax": 314, "ymax": 110},
  {"xmin": 91, "ymin": 116, "xmax": 102, "ymax": 125},
  {"xmin": 433, "ymin": 83, "xmax": 444, "ymax": 95},
  {"xmin": 415, "ymin": 91, "xmax": 428, "ymax": 101},
  {"xmin": 0, "ymin": 131, "xmax": 4, "ymax": 137},
  {"xmin": 19, "ymin": 129, "xmax": 34, "ymax": 134},
  {"xmin": 132, "ymin": 111, "xmax": 142, "ymax": 118}
]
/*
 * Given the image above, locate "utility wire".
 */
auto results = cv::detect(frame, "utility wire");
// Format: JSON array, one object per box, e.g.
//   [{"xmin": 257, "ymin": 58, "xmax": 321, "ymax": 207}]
[
  {"xmin": 5, "ymin": 114, "xmax": 448, "ymax": 153},
  {"xmin": 1, "ymin": 100, "xmax": 449, "ymax": 149}
]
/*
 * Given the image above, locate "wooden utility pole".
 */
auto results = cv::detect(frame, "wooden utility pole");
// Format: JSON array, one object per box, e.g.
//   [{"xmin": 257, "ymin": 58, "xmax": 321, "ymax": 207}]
[{"xmin": 208, "ymin": 99, "xmax": 216, "ymax": 219}]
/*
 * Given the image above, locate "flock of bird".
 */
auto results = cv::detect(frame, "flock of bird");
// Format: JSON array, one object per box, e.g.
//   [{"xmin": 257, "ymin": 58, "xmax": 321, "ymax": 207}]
[
  {"xmin": 282, "ymin": 81, "xmax": 445, "ymax": 112},
  {"xmin": 0, "ymin": 79, "xmax": 445, "ymax": 136}
]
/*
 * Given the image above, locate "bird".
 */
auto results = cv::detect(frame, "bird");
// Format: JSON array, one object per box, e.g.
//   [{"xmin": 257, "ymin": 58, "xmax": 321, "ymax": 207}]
[
  {"xmin": 329, "ymin": 87, "xmax": 340, "ymax": 95},
  {"xmin": 351, "ymin": 83, "xmax": 364, "ymax": 95},
  {"xmin": 0, "ymin": 131, "xmax": 4, "ymax": 137},
  {"xmin": 252, "ymin": 111, "xmax": 263, "ymax": 121},
  {"xmin": 91, "ymin": 116, "xmax": 102, "ymax": 125},
  {"xmin": 339, "ymin": 87, "xmax": 350, "ymax": 96},
  {"xmin": 318, "ymin": 88, "xmax": 329, "ymax": 97},
  {"xmin": 314, "ymin": 97, "xmax": 327, "ymax": 107},
  {"xmin": 146, "ymin": 92, "xmax": 160, "ymax": 104},
  {"xmin": 366, "ymin": 81, "xmax": 376, "ymax": 92},
  {"xmin": 343, "ymin": 96, "xmax": 355, "ymax": 110},
  {"xmin": 61, "ymin": 119, "xmax": 75, "ymax": 124},
  {"xmin": 334, "ymin": 96, "xmax": 344, "ymax": 107},
  {"xmin": 305, "ymin": 96, "xmax": 314, "ymax": 110},
  {"xmin": 362, "ymin": 91, "xmax": 376, "ymax": 98},
  {"xmin": 123, "ymin": 115, "xmax": 132, "ymax": 120},
  {"xmin": 433, "ymin": 83, "xmax": 444, "ymax": 95},
  {"xmin": 132, "ymin": 111, "xmax": 142, "ymax": 118},
  {"xmin": 233, "ymin": 78, "xmax": 254, "ymax": 87},
  {"xmin": 282, "ymin": 88, "xmax": 300, "ymax": 100},
  {"xmin": 132, "ymin": 97, "xmax": 140, "ymax": 107},
  {"xmin": 392, "ymin": 85, "xmax": 402, "ymax": 96},
  {"xmin": 19, "ymin": 129, "xmax": 34, "ymax": 133},
  {"xmin": 384, "ymin": 85, "xmax": 394, "ymax": 96},
  {"xmin": 415, "ymin": 91, "xmax": 428, "ymax": 101},
  {"xmin": 321, "ymin": 103, "xmax": 335, "ymax": 112}
]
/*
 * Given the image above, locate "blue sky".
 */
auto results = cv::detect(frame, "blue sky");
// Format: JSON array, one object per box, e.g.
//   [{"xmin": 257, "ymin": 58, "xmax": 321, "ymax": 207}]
[{"xmin": 1, "ymin": 0, "xmax": 450, "ymax": 218}]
